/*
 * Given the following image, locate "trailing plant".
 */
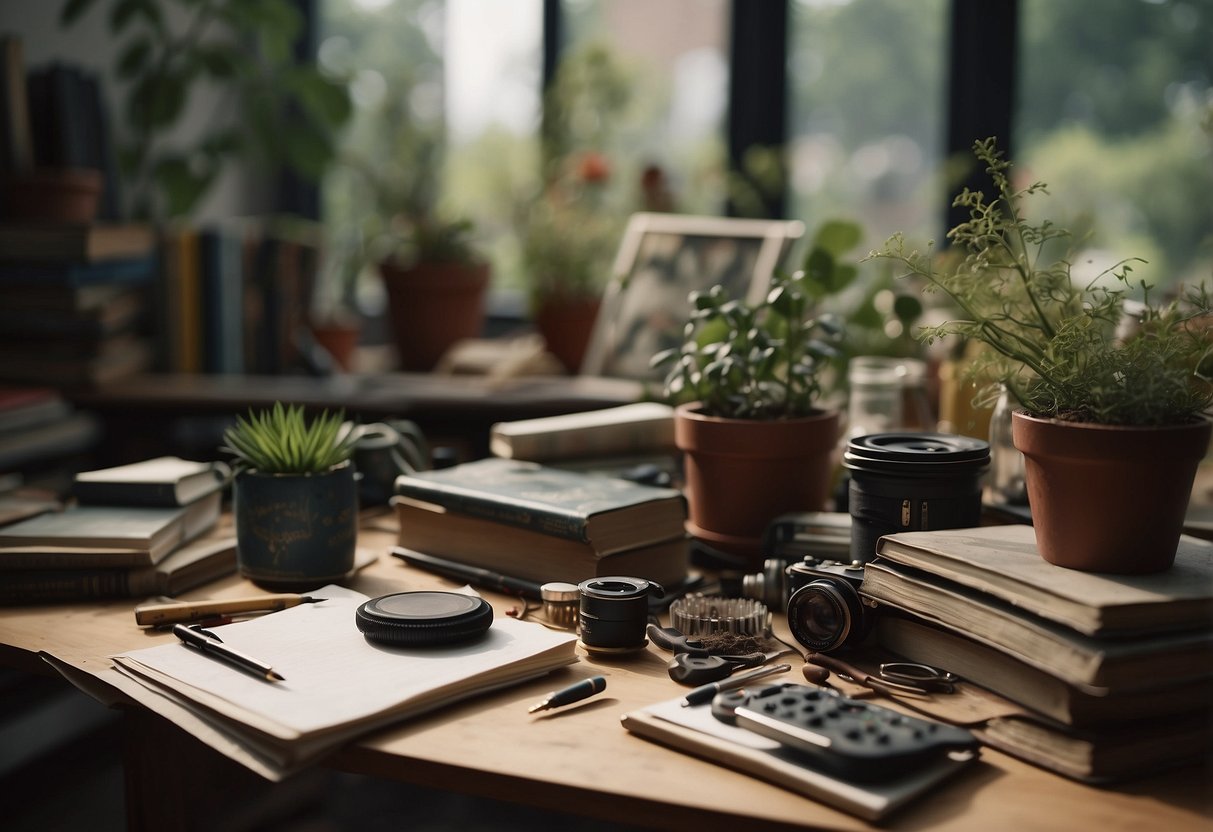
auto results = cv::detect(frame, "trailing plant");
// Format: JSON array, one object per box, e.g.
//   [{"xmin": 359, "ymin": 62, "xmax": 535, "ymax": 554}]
[
  {"xmin": 869, "ymin": 137, "xmax": 1213, "ymax": 426},
  {"xmin": 652, "ymin": 267, "xmax": 844, "ymax": 421},
  {"xmin": 222, "ymin": 402, "xmax": 358, "ymax": 474}
]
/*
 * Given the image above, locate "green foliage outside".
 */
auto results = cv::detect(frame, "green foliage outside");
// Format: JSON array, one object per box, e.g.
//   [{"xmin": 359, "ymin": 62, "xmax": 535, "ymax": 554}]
[
  {"xmin": 222, "ymin": 402, "xmax": 358, "ymax": 474},
  {"xmin": 61, "ymin": 0, "xmax": 351, "ymax": 220},
  {"xmin": 870, "ymin": 138, "xmax": 1213, "ymax": 427}
]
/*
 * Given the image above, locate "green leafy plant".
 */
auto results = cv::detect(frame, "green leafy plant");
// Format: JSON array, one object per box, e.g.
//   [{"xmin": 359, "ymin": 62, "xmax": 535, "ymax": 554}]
[
  {"xmin": 221, "ymin": 402, "xmax": 358, "ymax": 474},
  {"xmin": 652, "ymin": 267, "xmax": 844, "ymax": 420},
  {"xmin": 61, "ymin": 0, "xmax": 351, "ymax": 219},
  {"xmin": 869, "ymin": 137, "xmax": 1213, "ymax": 426}
]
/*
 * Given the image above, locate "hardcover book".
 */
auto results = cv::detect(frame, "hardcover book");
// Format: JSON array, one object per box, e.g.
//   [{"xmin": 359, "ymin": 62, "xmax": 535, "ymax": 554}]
[
  {"xmin": 73, "ymin": 456, "xmax": 228, "ymax": 507},
  {"xmin": 0, "ymin": 222, "xmax": 154, "ymax": 262},
  {"xmin": 392, "ymin": 495, "xmax": 689, "ymax": 587},
  {"xmin": 861, "ymin": 559, "xmax": 1213, "ymax": 690},
  {"xmin": 0, "ymin": 491, "xmax": 221, "ymax": 569},
  {"xmin": 0, "ymin": 535, "xmax": 237, "ymax": 604},
  {"xmin": 489, "ymin": 402, "xmax": 676, "ymax": 462},
  {"xmin": 875, "ymin": 616, "xmax": 1213, "ymax": 727},
  {"xmin": 873, "ymin": 525, "xmax": 1213, "ymax": 636},
  {"xmin": 392, "ymin": 457, "xmax": 686, "ymax": 555}
]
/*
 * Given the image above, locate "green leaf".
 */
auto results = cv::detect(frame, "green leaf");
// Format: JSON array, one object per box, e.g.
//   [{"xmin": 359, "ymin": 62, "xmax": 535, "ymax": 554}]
[
  {"xmin": 282, "ymin": 67, "xmax": 352, "ymax": 127},
  {"xmin": 811, "ymin": 219, "xmax": 863, "ymax": 258},
  {"xmin": 152, "ymin": 155, "xmax": 213, "ymax": 217},
  {"xmin": 116, "ymin": 38, "xmax": 152, "ymax": 80},
  {"xmin": 60, "ymin": 0, "xmax": 100, "ymax": 26},
  {"xmin": 109, "ymin": 0, "xmax": 150, "ymax": 33},
  {"xmin": 196, "ymin": 45, "xmax": 240, "ymax": 79},
  {"xmin": 281, "ymin": 123, "xmax": 335, "ymax": 179}
]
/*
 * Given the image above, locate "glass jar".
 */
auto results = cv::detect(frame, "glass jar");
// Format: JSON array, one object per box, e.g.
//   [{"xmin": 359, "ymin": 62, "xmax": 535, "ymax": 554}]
[{"xmin": 988, "ymin": 385, "xmax": 1027, "ymax": 505}]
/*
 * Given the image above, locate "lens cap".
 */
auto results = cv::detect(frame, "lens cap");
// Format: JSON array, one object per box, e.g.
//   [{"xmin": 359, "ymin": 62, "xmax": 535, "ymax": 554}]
[
  {"xmin": 356, "ymin": 591, "xmax": 493, "ymax": 647},
  {"xmin": 844, "ymin": 432, "xmax": 989, "ymax": 476}
]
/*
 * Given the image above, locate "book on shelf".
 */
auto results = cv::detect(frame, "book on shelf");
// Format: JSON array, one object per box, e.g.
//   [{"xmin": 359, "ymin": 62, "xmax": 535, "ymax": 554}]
[
  {"xmin": 0, "ymin": 34, "xmax": 34, "ymax": 175},
  {"xmin": 73, "ymin": 456, "xmax": 229, "ymax": 508},
  {"xmin": 0, "ymin": 387, "xmax": 71, "ymax": 433},
  {"xmin": 104, "ymin": 584, "xmax": 579, "ymax": 780},
  {"xmin": 0, "ymin": 222, "xmax": 154, "ymax": 262},
  {"xmin": 392, "ymin": 457, "xmax": 687, "ymax": 554},
  {"xmin": 860, "ymin": 559, "xmax": 1213, "ymax": 690},
  {"xmin": 392, "ymin": 494, "xmax": 690, "ymax": 587},
  {"xmin": 0, "ymin": 535, "xmax": 237, "ymax": 604},
  {"xmin": 874, "ymin": 524, "xmax": 1213, "ymax": 636},
  {"xmin": 621, "ymin": 693, "xmax": 978, "ymax": 822},
  {"xmin": 874, "ymin": 615, "xmax": 1213, "ymax": 727},
  {"xmin": 0, "ymin": 256, "xmax": 155, "ymax": 287},
  {"xmin": 489, "ymin": 402, "xmax": 677, "ymax": 462},
  {"xmin": 0, "ymin": 411, "xmax": 100, "ymax": 472},
  {"xmin": 0, "ymin": 335, "xmax": 151, "ymax": 386},
  {"xmin": 973, "ymin": 711, "xmax": 1213, "ymax": 784},
  {"xmin": 0, "ymin": 490, "xmax": 221, "ymax": 569}
]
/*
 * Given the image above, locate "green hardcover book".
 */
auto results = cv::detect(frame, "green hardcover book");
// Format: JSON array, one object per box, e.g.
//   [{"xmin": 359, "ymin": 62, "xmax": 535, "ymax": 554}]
[
  {"xmin": 392, "ymin": 457, "xmax": 686, "ymax": 555},
  {"xmin": 0, "ymin": 491, "xmax": 221, "ymax": 569}
]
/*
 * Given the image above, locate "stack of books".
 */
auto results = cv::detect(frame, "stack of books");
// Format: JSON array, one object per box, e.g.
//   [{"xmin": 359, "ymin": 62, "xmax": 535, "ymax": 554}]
[
  {"xmin": 862, "ymin": 524, "xmax": 1213, "ymax": 783},
  {"xmin": 0, "ymin": 456, "xmax": 233, "ymax": 603},
  {"xmin": 0, "ymin": 386, "xmax": 100, "ymax": 487},
  {"xmin": 392, "ymin": 457, "xmax": 690, "ymax": 587},
  {"xmin": 0, "ymin": 224, "xmax": 156, "ymax": 386}
]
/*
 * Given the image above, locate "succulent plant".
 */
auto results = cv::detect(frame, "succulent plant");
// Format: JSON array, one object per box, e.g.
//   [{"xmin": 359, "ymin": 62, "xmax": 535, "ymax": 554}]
[{"xmin": 221, "ymin": 402, "xmax": 358, "ymax": 474}]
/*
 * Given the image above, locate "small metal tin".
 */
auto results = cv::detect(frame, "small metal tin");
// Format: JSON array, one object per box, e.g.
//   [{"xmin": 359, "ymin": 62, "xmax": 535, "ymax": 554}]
[{"xmin": 540, "ymin": 581, "xmax": 580, "ymax": 630}]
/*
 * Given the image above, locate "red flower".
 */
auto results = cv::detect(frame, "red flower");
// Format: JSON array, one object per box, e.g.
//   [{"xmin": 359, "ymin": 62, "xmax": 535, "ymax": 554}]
[{"xmin": 577, "ymin": 151, "xmax": 611, "ymax": 183}]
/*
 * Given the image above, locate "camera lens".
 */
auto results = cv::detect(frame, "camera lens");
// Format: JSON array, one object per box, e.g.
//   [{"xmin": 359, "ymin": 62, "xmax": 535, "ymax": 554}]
[
  {"xmin": 578, "ymin": 576, "xmax": 661, "ymax": 653},
  {"xmin": 786, "ymin": 578, "xmax": 865, "ymax": 653}
]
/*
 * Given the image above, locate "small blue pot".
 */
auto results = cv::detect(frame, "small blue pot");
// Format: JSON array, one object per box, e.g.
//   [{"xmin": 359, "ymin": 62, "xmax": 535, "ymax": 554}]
[{"xmin": 233, "ymin": 462, "xmax": 358, "ymax": 591}]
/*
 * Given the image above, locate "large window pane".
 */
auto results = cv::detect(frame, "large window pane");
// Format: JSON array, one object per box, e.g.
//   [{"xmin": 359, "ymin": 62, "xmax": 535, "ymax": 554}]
[
  {"xmin": 787, "ymin": 0, "xmax": 948, "ymax": 244},
  {"xmin": 1016, "ymin": 0, "xmax": 1213, "ymax": 292},
  {"xmin": 561, "ymin": 0, "xmax": 731, "ymax": 216}
]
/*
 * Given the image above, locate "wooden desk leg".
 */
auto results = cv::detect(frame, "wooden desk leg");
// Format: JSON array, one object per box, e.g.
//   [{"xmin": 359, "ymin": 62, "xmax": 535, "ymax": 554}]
[{"xmin": 120, "ymin": 707, "xmax": 330, "ymax": 832}]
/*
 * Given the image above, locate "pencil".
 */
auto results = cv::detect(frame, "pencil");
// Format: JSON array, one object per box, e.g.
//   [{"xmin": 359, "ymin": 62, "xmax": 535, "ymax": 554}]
[{"xmin": 135, "ymin": 594, "xmax": 326, "ymax": 626}]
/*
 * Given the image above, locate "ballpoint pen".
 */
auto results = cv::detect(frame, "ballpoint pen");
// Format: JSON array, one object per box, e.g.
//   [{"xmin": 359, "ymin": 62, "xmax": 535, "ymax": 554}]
[
  {"xmin": 681, "ymin": 663, "xmax": 791, "ymax": 707},
  {"xmin": 135, "ymin": 594, "xmax": 326, "ymax": 627},
  {"xmin": 172, "ymin": 623, "xmax": 285, "ymax": 683},
  {"xmin": 528, "ymin": 676, "xmax": 607, "ymax": 713}
]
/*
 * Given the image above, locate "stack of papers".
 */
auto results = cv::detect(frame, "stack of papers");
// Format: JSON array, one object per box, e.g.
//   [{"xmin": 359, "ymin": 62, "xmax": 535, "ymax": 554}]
[{"xmin": 104, "ymin": 586, "xmax": 579, "ymax": 780}]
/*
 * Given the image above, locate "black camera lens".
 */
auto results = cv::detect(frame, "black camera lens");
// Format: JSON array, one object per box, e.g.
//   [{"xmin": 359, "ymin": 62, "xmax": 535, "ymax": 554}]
[
  {"xmin": 786, "ymin": 577, "xmax": 868, "ymax": 653},
  {"xmin": 578, "ymin": 577, "xmax": 662, "ymax": 654}
]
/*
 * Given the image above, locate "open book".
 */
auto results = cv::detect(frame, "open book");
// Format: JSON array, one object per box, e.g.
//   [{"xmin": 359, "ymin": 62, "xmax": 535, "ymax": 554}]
[{"xmin": 106, "ymin": 585, "xmax": 578, "ymax": 779}]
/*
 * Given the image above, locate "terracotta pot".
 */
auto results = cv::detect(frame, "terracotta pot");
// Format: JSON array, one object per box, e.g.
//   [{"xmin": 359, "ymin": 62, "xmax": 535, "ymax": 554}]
[
  {"xmin": 533, "ymin": 292, "xmax": 601, "ymax": 374},
  {"xmin": 2, "ymin": 167, "xmax": 103, "ymax": 223},
  {"xmin": 674, "ymin": 403, "xmax": 841, "ymax": 566},
  {"xmin": 310, "ymin": 320, "xmax": 361, "ymax": 372},
  {"xmin": 379, "ymin": 259, "xmax": 490, "ymax": 371},
  {"xmin": 1012, "ymin": 412, "xmax": 1211, "ymax": 573}
]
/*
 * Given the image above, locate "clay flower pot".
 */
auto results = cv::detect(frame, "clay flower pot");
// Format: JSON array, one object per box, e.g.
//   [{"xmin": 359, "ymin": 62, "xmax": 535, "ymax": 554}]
[
  {"xmin": 674, "ymin": 403, "xmax": 840, "ymax": 566},
  {"xmin": 1012, "ymin": 411, "xmax": 1211, "ymax": 574},
  {"xmin": 533, "ymin": 290, "xmax": 601, "ymax": 374},
  {"xmin": 379, "ymin": 259, "xmax": 490, "ymax": 371}
]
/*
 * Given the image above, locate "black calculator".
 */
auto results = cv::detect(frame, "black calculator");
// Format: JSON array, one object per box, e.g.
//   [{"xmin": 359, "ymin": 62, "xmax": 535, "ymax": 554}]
[{"xmin": 712, "ymin": 683, "xmax": 979, "ymax": 782}]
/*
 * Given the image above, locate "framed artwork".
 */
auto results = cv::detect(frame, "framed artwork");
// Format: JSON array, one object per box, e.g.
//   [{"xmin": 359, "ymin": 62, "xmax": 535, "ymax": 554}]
[{"xmin": 580, "ymin": 212, "xmax": 805, "ymax": 381}]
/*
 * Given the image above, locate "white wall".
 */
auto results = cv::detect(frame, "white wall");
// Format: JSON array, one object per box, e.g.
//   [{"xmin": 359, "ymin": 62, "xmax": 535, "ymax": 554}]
[{"xmin": 0, "ymin": 0, "xmax": 271, "ymax": 221}]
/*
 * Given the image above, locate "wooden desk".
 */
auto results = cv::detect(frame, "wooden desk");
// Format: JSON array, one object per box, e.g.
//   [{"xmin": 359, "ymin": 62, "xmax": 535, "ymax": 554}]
[{"xmin": 1, "ymin": 517, "xmax": 1210, "ymax": 832}]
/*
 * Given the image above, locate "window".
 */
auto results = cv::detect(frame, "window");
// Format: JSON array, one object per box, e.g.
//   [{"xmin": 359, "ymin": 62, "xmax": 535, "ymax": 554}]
[{"xmin": 1015, "ymin": 0, "xmax": 1213, "ymax": 292}]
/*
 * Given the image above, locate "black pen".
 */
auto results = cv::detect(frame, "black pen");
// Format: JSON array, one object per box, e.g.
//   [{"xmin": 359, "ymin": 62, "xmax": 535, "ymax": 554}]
[
  {"xmin": 528, "ymin": 676, "xmax": 607, "ymax": 713},
  {"xmin": 172, "ymin": 623, "xmax": 284, "ymax": 683},
  {"xmin": 391, "ymin": 547, "xmax": 545, "ymax": 600},
  {"xmin": 681, "ymin": 663, "xmax": 791, "ymax": 707}
]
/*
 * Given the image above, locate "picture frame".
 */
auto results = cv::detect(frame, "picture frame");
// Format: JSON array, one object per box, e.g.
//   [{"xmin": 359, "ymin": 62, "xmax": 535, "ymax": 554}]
[{"xmin": 580, "ymin": 212, "xmax": 805, "ymax": 381}]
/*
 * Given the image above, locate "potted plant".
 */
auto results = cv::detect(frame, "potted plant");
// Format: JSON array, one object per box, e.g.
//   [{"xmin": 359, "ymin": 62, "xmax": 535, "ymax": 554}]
[
  {"xmin": 222, "ymin": 402, "xmax": 361, "ymax": 590},
  {"xmin": 652, "ymin": 266, "xmax": 845, "ymax": 565},
  {"xmin": 870, "ymin": 137, "xmax": 1213, "ymax": 574},
  {"xmin": 334, "ymin": 87, "xmax": 490, "ymax": 373}
]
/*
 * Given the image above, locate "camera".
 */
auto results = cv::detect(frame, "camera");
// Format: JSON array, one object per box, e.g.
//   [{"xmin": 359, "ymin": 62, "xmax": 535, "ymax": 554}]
[{"xmin": 742, "ymin": 556, "xmax": 873, "ymax": 653}]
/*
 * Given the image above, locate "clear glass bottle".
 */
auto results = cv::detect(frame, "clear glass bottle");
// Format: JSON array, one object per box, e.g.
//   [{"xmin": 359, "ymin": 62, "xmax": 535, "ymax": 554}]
[
  {"xmin": 846, "ymin": 357, "xmax": 905, "ymax": 441},
  {"xmin": 988, "ymin": 384, "xmax": 1027, "ymax": 505}
]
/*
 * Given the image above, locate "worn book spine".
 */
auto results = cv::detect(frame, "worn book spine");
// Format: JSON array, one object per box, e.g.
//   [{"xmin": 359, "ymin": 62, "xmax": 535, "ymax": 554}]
[{"xmin": 391, "ymin": 479, "xmax": 588, "ymax": 541}]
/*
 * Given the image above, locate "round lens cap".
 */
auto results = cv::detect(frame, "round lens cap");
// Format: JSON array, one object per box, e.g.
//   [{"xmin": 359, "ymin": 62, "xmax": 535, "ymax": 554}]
[
  {"xmin": 356, "ymin": 591, "xmax": 493, "ymax": 647},
  {"xmin": 844, "ymin": 432, "xmax": 989, "ymax": 475}
]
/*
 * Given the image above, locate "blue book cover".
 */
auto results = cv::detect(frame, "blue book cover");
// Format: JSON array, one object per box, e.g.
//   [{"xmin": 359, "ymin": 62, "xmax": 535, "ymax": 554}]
[{"xmin": 0, "ymin": 257, "xmax": 155, "ymax": 286}]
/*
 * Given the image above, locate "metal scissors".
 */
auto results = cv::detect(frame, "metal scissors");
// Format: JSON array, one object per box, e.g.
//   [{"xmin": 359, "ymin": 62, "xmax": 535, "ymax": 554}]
[
  {"xmin": 878, "ymin": 661, "xmax": 959, "ymax": 693},
  {"xmin": 808, "ymin": 653, "xmax": 958, "ymax": 697}
]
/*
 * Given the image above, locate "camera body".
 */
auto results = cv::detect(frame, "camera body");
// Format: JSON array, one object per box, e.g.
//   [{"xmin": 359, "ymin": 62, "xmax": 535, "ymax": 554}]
[{"xmin": 746, "ymin": 555, "xmax": 873, "ymax": 653}]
